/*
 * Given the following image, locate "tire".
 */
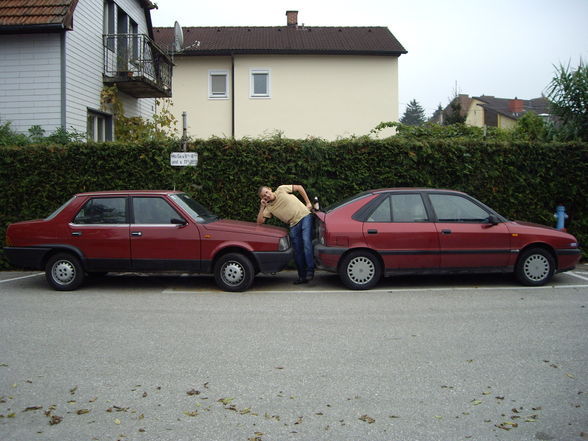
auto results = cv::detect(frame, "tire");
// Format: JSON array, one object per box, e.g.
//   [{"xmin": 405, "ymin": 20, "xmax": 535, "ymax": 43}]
[
  {"xmin": 214, "ymin": 253, "xmax": 254, "ymax": 292},
  {"xmin": 339, "ymin": 250, "xmax": 382, "ymax": 290},
  {"xmin": 515, "ymin": 248, "xmax": 555, "ymax": 286},
  {"xmin": 45, "ymin": 253, "xmax": 85, "ymax": 291}
]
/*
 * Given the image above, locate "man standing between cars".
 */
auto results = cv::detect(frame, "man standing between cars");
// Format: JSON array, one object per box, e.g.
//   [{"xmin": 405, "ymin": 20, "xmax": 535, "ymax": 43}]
[{"xmin": 257, "ymin": 185, "xmax": 315, "ymax": 284}]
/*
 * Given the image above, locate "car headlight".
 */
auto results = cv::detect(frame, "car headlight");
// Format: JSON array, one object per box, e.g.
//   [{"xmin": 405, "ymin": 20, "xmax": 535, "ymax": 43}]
[{"xmin": 278, "ymin": 236, "xmax": 290, "ymax": 251}]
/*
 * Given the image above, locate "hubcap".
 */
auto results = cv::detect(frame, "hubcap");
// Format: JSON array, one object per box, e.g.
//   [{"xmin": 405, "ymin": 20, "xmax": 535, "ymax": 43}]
[
  {"xmin": 523, "ymin": 254, "xmax": 549, "ymax": 282},
  {"xmin": 347, "ymin": 256, "xmax": 375, "ymax": 285},
  {"xmin": 221, "ymin": 261, "xmax": 245, "ymax": 286},
  {"xmin": 52, "ymin": 260, "xmax": 76, "ymax": 285}
]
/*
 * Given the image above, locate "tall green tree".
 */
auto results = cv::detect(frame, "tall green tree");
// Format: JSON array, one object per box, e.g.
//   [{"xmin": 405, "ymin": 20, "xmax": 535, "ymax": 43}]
[
  {"xmin": 546, "ymin": 59, "xmax": 588, "ymax": 141},
  {"xmin": 400, "ymin": 99, "xmax": 427, "ymax": 126}
]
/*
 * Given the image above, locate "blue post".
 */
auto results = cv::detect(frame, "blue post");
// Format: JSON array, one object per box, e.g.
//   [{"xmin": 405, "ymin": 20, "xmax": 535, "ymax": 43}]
[{"xmin": 554, "ymin": 204, "xmax": 568, "ymax": 230}]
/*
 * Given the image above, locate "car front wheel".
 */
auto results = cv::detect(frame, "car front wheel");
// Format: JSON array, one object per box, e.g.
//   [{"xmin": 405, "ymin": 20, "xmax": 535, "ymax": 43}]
[
  {"xmin": 515, "ymin": 248, "xmax": 555, "ymax": 286},
  {"xmin": 45, "ymin": 253, "xmax": 84, "ymax": 291},
  {"xmin": 339, "ymin": 250, "xmax": 382, "ymax": 290},
  {"xmin": 214, "ymin": 253, "xmax": 254, "ymax": 292}
]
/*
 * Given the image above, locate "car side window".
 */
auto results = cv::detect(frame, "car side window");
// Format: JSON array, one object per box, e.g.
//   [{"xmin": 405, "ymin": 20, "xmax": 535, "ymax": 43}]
[
  {"xmin": 367, "ymin": 196, "xmax": 392, "ymax": 222},
  {"xmin": 391, "ymin": 194, "xmax": 428, "ymax": 222},
  {"xmin": 73, "ymin": 197, "xmax": 127, "ymax": 224},
  {"xmin": 133, "ymin": 197, "xmax": 184, "ymax": 224},
  {"xmin": 430, "ymin": 194, "xmax": 490, "ymax": 222}
]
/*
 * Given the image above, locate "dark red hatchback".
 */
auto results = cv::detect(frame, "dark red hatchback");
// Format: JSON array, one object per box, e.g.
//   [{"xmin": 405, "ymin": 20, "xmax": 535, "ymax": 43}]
[
  {"xmin": 314, "ymin": 188, "xmax": 581, "ymax": 289},
  {"xmin": 4, "ymin": 190, "xmax": 293, "ymax": 292}
]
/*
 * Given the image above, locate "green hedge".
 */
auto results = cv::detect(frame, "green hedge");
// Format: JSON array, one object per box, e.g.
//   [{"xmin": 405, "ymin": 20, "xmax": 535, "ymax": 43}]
[{"xmin": 1, "ymin": 137, "xmax": 586, "ymax": 269}]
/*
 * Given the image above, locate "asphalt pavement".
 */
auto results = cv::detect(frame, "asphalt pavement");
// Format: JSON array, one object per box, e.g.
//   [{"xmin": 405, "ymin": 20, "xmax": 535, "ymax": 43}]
[{"xmin": 0, "ymin": 267, "xmax": 587, "ymax": 441}]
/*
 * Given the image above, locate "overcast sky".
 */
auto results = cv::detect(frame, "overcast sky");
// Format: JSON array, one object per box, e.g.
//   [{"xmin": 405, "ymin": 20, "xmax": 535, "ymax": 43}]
[{"xmin": 150, "ymin": 0, "xmax": 588, "ymax": 118}]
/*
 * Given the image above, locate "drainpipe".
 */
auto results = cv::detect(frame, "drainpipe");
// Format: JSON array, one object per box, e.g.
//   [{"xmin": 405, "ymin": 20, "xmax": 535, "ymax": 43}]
[
  {"xmin": 60, "ymin": 32, "xmax": 67, "ymax": 129},
  {"xmin": 231, "ymin": 53, "xmax": 235, "ymax": 138}
]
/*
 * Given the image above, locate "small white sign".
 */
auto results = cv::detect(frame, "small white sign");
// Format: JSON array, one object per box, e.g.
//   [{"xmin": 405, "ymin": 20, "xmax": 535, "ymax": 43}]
[{"xmin": 171, "ymin": 152, "xmax": 198, "ymax": 167}]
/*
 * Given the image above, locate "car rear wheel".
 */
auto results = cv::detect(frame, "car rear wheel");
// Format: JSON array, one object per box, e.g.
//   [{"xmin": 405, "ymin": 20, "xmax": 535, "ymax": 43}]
[
  {"xmin": 515, "ymin": 248, "xmax": 555, "ymax": 286},
  {"xmin": 45, "ymin": 253, "xmax": 84, "ymax": 291},
  {"xmin": 339, "ymin": 250, "xmax": 382, "ymax": 290},
  {"xmin": 214, "ymin": 253, "xmax": 254, "ymax": 292}
]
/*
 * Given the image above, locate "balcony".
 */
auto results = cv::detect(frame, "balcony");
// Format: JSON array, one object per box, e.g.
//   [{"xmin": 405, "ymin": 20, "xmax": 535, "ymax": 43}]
[{"xmin": 103, "ymin": 33, "xmax": 173, "ymax": 98}]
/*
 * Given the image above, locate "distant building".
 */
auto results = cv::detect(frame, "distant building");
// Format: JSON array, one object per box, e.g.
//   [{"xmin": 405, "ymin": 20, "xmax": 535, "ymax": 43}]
[
  {"xmin": 153, "ymin": 11, "xmax": 407, "ymax": 140},
  {"xmin": 431, "ymin": 94, "xmax": 551, "ymax": 129}
]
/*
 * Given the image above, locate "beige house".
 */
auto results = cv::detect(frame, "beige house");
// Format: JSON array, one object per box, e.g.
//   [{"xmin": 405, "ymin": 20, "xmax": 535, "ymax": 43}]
[
  {"xmin": 432, "ymin": 94, "xmax": 551, "ymax": 129},
  {"xmin": 154, "ymin": 11, "xmax": 406, "ymax": 140}
]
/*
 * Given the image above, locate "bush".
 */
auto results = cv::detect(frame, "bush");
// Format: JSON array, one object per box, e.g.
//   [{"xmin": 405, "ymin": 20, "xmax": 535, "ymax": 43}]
[{"xmin": 1, "ymin": 137, "xmax": 586, "ymax": 269}]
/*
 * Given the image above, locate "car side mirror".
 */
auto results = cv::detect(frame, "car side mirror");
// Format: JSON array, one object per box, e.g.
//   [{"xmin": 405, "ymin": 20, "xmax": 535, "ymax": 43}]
[
  {"xmin": 171, "ymin": 218, "xmax": 188, "ymax": 227},
  {"xmin": 487, "ymin": 215, "xmax": 500, "ymax": 225}
]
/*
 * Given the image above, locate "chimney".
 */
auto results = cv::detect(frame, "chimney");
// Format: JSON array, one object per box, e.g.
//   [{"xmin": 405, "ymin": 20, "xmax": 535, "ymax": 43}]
[
  {"xmin": 286, "ymin": 10, "xmax": 298, "ymax": 27},
  {"xmin": 509, "ymin": 97, "xmax": 524, "ymax": 114}
]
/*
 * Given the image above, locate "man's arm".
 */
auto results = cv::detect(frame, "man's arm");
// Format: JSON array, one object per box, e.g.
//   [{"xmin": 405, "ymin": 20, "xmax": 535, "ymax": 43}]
[
  {"xmin": 292, "ymin": 184, "xmax": 312, "ymax": 210},
  {"xmin": 256, "ymin": 201, "xmax": 267, "ymax": 224}
]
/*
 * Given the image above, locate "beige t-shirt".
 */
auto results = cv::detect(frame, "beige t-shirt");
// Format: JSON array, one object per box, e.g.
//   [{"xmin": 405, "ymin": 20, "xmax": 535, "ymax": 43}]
[{"xmin": 262, "ymin": 185, "xmax": 310, "ymax": 227}]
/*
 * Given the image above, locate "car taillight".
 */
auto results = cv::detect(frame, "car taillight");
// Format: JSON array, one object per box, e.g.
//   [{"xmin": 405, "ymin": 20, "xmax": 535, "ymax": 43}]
[
  {"xmin": 318, "ymin": 222, "xmax": 326, "ymax": 245},
  {"xmin": 278, "ymin": 236, "xmax": 290, "ymax": 251}
]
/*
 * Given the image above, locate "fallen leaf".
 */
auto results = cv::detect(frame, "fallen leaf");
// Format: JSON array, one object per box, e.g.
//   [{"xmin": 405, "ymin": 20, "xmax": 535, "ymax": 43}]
[
  {"xmin": 23, "ymin": 406, "xmax": 43, "ymax": 412},
  {"xmin": 187, "ymin": 389, "xmax": 200, "ymax": 396},
  {"xmin": 472, "ymin": 400, "xmax": 483, "ymax": 405},
  {"xmin": 566, "ymin": 373, "xmax": 576, "ymax": 379},
  {"xmin": 70, "ymin": 386, "xmax": 78, "ymax": 395},
  {"xmin": 183, "ymin": 411, "xmax": 198, "ymax": 417},
  {"xmin": 359, "ymin": 414, "xmax": 375, "ymax": 424},
  {"xmin": 218, "ymin": 398, "xmax": 234, "ymax": 405},
  {"xmin": 114, "ymin": 418, "xmax": 121, "ymax": 425},
  {"xmin": 49, "ymin": 415, "xmax": 63, "ymax": 425},
  {"xmin": 76, "ymin": 409, "xmax": 90, "ymax": 415}
]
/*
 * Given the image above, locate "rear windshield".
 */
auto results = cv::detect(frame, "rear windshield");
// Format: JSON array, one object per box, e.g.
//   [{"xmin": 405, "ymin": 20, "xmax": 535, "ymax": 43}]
[
  {"xmin": 45, "ymin": 196, "xmax": 76, "ymax": 221},
  {"xmin": 324, "ymin": 192, "xmax": 373, "ymax": 213}
]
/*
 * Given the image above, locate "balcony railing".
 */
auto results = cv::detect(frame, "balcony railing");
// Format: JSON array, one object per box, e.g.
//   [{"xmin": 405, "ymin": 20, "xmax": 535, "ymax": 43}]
[{"xmin": 103, "ymin": 33, "xmax": 173, "ymax": 98}]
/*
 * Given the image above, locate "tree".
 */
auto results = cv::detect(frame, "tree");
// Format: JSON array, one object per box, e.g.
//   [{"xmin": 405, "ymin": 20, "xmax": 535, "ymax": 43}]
[
  {"xmin": 546, "ymin": 59, "xmax": 588, "ymax": 141},
  {"xmin": 400, "ymin": 99, "xmax": 426, "ymax": 126}
]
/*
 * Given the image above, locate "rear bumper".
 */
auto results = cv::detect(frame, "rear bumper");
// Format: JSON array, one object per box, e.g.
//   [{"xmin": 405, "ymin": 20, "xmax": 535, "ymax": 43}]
[
  {"xmin": 314, "ymin": 244, "xmax": 346, "ymax": 273},
  {"xmin": 253, "ymin": 248, "xmax": 294, "ymax": 273},
  {"xmin": 3, "ymin": 246, "xmax": 51, "ymax": 269}
]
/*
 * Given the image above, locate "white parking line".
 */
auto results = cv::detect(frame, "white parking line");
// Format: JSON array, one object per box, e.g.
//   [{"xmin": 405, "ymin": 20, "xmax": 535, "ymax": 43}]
[
  {"xmin": 165, "ymin": 283, "xmax": 588, "ymax": 295},
  {"xmin": 567, "ymin": 271, "xmax": 588, "ymax": 281},
  {"xmin": 0, "ymin": 273, "xmax": 44, "ymax": 284}
]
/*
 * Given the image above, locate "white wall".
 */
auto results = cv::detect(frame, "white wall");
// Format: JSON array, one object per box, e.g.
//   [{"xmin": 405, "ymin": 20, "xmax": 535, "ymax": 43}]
[
  {"xmin": 169, "ymin": 54, "xmax": 400, "ymax": 140},
  {"xmin": 0, "ymin": 34, "xmax": 62, "ymax": 134}
]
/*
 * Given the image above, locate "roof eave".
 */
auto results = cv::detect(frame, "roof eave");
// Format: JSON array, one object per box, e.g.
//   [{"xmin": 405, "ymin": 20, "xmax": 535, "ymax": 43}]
[
  {"xmin": 179, "ymin": 49, "xmax": 407, "ymax": 56},
  {"xmin": 0, "ymin": 23, "xmax": 68, "ymax": 34}
]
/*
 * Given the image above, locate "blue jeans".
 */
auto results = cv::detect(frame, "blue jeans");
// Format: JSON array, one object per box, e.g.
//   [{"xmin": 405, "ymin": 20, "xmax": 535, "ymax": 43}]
[{"xmin": 289, "ymin": 214, "xmax": 314, "ymax": 279}]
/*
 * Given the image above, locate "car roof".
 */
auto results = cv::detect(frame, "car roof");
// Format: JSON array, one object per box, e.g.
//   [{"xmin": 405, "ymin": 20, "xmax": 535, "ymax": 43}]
[
  {"xmin": 369, "ymin": 188, "xmax": 466, "ymax": 195},
  {"xmin": 74, "ymin": 190, "xmax": 183, "ymax": 197}
]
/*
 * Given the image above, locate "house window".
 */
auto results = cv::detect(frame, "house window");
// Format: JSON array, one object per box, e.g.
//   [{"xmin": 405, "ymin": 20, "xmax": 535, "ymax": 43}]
[
  {"xmin": 87, "ymin": 110, "xmax": 113, "ymax": 142},
  {"xmin": 130, "ymin": 19, "xmax": 139, "ymax": 61},
  {"xmin": 209, "ymin": 71, "xmax": 229, "ymax": 99},
  {"xmin": 104, "ymin": 0, "xmax": 115, "ymax": 50},
  {"xmin": 250, "ymin": 69, "xmax": 270, "ymax": 98}
]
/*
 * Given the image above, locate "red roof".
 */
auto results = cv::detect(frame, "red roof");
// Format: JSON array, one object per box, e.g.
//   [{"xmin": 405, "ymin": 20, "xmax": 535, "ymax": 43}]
[
  {"xmin": 0, "ymin": 0, "xmax": 78, "ymax": 31},
  {"xmin": 153, "ymin": 26, "xmax": 407, "ymax": 56}
]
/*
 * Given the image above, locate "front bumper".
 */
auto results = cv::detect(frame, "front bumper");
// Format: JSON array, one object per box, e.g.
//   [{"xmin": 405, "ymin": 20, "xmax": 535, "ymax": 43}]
[{"xmin": 253, "ymin": 248, "xmax": 294, "ymax": 273}]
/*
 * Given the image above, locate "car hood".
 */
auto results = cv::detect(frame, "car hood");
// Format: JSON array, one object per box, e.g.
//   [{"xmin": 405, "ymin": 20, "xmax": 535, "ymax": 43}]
[
  {"xmin": 203, "ymin": 219, "xmax": 288, "ymax": 237},
  {"xmin": 508, "ymin": 220, "xmax": 577, "ymax": 238}
]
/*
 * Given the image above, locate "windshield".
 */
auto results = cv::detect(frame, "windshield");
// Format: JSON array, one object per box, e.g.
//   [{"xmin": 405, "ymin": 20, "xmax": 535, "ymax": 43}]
[
  {"xmin": 170, "ymin": 193, "xmax": 219, "ymax": 223},
  {"xmin": 45, "ymin": 196, "xmax": 76, "ymax": 221}
]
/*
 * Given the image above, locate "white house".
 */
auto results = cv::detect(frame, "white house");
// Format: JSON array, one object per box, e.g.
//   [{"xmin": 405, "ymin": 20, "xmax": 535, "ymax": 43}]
[
  {"xmin": 0, "ymin": 0, "xmax": 172, "ymax": 141},
  {"xmin": 154, "ymin": 11, "xmax": 407, "ymax": 140}
]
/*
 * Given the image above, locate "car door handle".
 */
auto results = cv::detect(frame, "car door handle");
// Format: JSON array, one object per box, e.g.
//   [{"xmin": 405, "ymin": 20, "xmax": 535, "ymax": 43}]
[
  {"xmin": 131, "ymin": 231, "xmax": 142, "ymax": 237},
  {"xmin": 71, "ymin": 231, "xmax": 82, "ymax": 237},
  {"xmin": 367, "ymin": 229, "xmax": 378, "ymax": 234},
  {"xmin": 441, "ymin": 229, "xmax": 452, "ymax": 235}
]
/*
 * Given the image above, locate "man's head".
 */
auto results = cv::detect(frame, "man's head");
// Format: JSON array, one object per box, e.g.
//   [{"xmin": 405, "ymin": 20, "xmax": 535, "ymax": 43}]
[{"xmin": 258, "ymin": 186, "xmax": 275, "ymax": 203}]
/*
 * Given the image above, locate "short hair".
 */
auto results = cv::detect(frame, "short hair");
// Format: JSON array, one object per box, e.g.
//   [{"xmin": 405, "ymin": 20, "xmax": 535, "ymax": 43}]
[{"xmin": 258, "ymin": 186, "xmax": 270, "ymax": 197}]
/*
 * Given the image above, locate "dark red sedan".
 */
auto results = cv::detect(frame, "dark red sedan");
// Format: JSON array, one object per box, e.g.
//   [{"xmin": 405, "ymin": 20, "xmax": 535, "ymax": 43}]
[
  {"xmin": 4, "ymin": 190, "xmax": 293, "ymax": 292},
  {"xmin": 314, "ymin": 188, "xmax": 581, "ymax": 289}
]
